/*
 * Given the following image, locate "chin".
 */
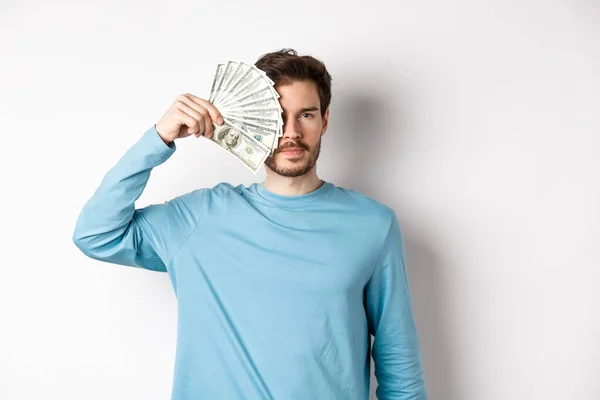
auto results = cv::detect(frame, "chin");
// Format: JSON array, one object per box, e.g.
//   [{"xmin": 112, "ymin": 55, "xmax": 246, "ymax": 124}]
[
  {"xmin": 271, "ymin": 162, "xmax": 315, "ymax": 178},
  {"xmin": 265, "ymin": 142, "xmax": 321, "ymax": 177}
]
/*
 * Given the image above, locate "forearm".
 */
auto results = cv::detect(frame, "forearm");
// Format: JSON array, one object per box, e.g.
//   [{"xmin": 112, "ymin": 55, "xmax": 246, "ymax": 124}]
[
  {"xmin": 372, "ymin": 315, "xmax": 427, "ymax": 399},
  {"xmin": 366, "ymin": 212, "xmax": 428, "ymax": 399},
  {"xmin": 72, "ymin": 125, "xmax": 175, "ymax": 266}
]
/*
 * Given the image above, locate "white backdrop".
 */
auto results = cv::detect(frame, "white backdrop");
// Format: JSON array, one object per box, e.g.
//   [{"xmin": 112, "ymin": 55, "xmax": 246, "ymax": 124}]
[{"xmin": 1, "ymin": 1, "xmax": 598, "ymax": 399}]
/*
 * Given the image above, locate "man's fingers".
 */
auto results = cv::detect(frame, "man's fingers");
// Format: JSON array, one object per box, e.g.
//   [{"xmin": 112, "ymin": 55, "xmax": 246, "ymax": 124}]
[
  {"xmin": 175, "ymin": 101, "xmax": 206, "ymax": 136},
  {"xmin": 177, "ymin": 95, "xmax": 218, "ymax": 136},
  {"xmin": 186, "ymin": 93, "xmax": 224, "ymax": 125},
  {"xmin": 198, "ymin": 107, "xmax": 213, "ymax": 137}
]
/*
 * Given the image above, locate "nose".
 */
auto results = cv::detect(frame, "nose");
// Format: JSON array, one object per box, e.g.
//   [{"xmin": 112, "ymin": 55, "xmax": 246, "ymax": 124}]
[{"xmin": 282, "ymin": 116, "xmax": 302, "ymax": 140}]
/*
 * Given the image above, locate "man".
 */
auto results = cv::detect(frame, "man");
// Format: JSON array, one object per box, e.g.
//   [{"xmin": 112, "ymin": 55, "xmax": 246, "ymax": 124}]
[{"xmin": 73, "ymin": 48, "xmax": 428, "ymax": 399}]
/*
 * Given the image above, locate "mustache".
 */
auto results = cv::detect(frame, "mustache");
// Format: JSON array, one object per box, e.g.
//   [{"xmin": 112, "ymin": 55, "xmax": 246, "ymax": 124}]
[{"xmin": 277, "ymin": 141, "xmax": 310, "ymax": 152}]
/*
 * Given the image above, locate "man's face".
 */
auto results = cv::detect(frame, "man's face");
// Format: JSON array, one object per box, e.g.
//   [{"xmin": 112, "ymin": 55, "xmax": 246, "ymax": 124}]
[{"xmin": 264, "ymin": 80, "xmax": 329, "ymax": 177}]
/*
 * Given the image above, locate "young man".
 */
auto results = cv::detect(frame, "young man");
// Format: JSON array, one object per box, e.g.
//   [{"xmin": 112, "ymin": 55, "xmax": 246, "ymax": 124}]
[{"xmin": 73, "ymin": 49, "xmax": 428, "ymax": 400}]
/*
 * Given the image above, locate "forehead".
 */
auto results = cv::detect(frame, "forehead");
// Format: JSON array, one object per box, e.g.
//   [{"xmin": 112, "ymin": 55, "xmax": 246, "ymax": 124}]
[{"xmin": 275, "ymin": 80, "xmax": 320, "ymax": 111}]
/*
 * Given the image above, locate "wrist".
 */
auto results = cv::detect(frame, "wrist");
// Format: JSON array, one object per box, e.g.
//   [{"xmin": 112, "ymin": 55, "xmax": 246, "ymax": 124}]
[{"xmin": 155, "ymin": 124, "xmax": 172, "ymax": 145}]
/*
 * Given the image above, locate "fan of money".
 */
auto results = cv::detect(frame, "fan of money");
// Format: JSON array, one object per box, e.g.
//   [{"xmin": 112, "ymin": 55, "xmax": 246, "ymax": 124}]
[{"xmin": 206, "ymin": 61, "xmax": 283, "ymax": 173}]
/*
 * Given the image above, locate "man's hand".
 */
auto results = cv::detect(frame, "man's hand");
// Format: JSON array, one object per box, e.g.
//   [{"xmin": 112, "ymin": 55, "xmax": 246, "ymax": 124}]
[{"xmin": 155, "ymin": 93, "xmax": 224, "ymax": 145}]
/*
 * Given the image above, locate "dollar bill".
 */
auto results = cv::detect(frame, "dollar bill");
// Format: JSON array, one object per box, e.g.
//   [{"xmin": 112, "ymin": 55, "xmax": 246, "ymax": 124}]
[
  {"xmin": 221, "ymin": 95, "xmax": 281, "ymax": 112},
  {"xmin": 212, "ymin": 61, "xmax": 237, "ymax": 105},
  {"xmin": 220, "ymin": 69, "xmax": 280, "ymax": 109},
  {"xmin": 219, "ymin": 74, "xmax": 265, "ymax": 107},
  {"xmin": 221, "ymin": 63, "xmax": 259, "ymax": 100},
  {"xmin": 225, "ymin": 116, "xmax": 278, "ymax": 150},
  {"xmin": 214, "ymin": 62, "xmax": 247, "ymax": 105},
  {"xmin": 208, "ymin": 63, "xmax": 225, "ymax": 103},
  {"xmin": 223, "ymin": 107, "xmax": 281, "ymax": 118},
  {"xmin": 207, "ymin": 120, "xmax": 270, "ymax": 173},
  {"xmin": 224, "ymin": 107, "xmax": 283, "ymax": 135},
  {"xmin": 206, "ymin": 60, "xmax": 284, "ymax": 169},
  {"xmin": 222, "ymin": 117, "xmax": 277, "ymax": 152},
  {"xmin": 226, "ymin": 113, "xmax": 279, "ymax": 130}
]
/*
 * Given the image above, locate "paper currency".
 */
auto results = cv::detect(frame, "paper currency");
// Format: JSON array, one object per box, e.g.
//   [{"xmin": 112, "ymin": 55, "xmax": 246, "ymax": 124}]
[
  {"xmin": 208, "ymin": 63, "xmax": 225, "ymax": 104},
  {"xmin": 208, "ymin": 120, "xmax": 271, "ymax": 173},
  {"xmin": 205, "ymin": 60, "xmax": 283, "ymax": 173}
]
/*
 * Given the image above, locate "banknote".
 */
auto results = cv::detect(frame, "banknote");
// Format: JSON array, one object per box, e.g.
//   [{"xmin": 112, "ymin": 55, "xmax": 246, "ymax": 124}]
[
  {"xmin": 214, "ymin": 62, "xmax": 247, "ymax": 105},
  {"xmin": 226, "ymin": 113, "xmax": 280, "ymax": 130},
  {"xmin": 206, "ymin": 59, "xmax": 284, "ymax": 172},
  {"xmin": 223, "ymin": 107, "xmax": 283, "ymax": 135},
  {"xmin": 208, "ymin": 63, "xmax": 225, "ymax": 103},
  {"xmin": 223, "ymin": 64, "xmax": 264, "ymax": 102},
  {"xmin": 223, "ymin": 116, "xmax": 278, "ymax": 151},
  {"xmin": 212, "ymin": 61, "xmax": 234, "ymax": 104},
  {"xmin": 222, "ymin": 95, "xmax": 281, "ymax": 111},
  {"xmin": 208, "ymin": 120, "xmax": 271, "ymax": 173},
  {"xmin": 219, "ymin": 66, "xmax": 279, "ymax": 108}
]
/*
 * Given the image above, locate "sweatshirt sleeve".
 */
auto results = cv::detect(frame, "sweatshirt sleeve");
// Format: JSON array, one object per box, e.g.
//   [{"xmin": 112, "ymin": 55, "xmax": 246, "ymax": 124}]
[
  {"xmin": 72, "ymin": 125, "xmax": 203, "ymax": 273},
  {"xmin": 364, "ymin": 212, "xmax": 428, "ymax": 399}
]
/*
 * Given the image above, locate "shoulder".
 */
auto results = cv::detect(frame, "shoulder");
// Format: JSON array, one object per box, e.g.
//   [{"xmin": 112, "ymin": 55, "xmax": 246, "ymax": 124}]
[
  {"xmin": 329, "ymin": 184, "xmax": 402, "ymax": 262},
  {"xmin": 209, "ymin": 181, "xmax": 240, "ymax": 196},
  {"xmin": 158, "ymin": 182, "xmax": 241, "ymax": 223},
  {"xmin": 330, "ymin": 183, "xmax": 396, "ymax": 226},
  {"xmin": 168, "ymin": 182, "xmax": 239, "ymax": 206}
]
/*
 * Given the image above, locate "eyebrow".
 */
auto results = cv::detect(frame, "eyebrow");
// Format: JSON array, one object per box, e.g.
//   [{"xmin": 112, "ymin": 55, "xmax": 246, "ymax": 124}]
[
  {"xmin": 282, "ymin": 106, "xmax": 321, "ymax": 118},
  {"xmin": 298, "ymin": 106, "xmax": 320, "ymax": 114}
]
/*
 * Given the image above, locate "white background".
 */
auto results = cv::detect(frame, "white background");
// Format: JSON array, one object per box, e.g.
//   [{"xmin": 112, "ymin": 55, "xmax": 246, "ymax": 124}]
[{"xmin": 1, "ymin": 1, "xmax": 598, "ymax": 399}]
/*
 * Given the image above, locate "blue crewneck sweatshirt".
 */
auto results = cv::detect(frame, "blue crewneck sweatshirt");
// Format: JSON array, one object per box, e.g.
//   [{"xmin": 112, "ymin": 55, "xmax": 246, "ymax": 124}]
[{"xmin": 73, "ymin": 125, "xmax": 427, "ymax": 400}]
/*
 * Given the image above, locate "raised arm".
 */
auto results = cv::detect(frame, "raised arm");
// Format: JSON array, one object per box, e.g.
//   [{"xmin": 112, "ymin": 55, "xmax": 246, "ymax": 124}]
[{"xmin": 72, "ymin": 94, "xmax": 223, "ymax": 272}]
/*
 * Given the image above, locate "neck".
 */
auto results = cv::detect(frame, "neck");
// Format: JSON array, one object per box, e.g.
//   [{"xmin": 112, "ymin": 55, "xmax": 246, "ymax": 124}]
[{"xmin": 262, "ymin": 166, "xmax": 323, "ymax": 196}]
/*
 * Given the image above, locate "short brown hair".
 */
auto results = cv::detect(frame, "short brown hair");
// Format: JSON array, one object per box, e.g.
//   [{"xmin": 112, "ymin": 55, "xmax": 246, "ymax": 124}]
[{"xmin": 255, "ymin": 48, "xmax": 332, "ymax": 117}]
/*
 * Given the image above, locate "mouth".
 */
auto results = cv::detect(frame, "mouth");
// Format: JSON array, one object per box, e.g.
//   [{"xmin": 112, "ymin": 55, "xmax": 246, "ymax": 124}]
[{"xmin": 280, "ymin": 147, "xmax": 305, "ymax": 156}]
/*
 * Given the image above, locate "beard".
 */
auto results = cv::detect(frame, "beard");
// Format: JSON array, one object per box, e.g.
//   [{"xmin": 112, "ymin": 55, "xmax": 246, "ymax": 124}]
[{"xmin": 264, "ymin": 136, "xmax": 322, "ymax": 177}]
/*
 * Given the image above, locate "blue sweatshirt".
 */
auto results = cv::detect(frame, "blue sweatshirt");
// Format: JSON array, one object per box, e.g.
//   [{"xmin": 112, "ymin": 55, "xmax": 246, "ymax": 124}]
[{"xmin": 72, "ymin": 125, "xmax": 427, "ymax": 400}]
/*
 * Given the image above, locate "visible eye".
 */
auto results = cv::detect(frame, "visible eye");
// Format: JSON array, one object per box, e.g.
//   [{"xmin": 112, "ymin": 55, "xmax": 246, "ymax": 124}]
[{"xmin": 299, "ymin": 113, "xmax": 313, "ymax": 118}]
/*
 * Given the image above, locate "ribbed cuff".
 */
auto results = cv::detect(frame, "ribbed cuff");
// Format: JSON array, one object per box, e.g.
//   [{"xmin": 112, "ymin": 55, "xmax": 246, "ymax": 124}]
[{"xmin": 143, "ymin": 124, "xmax": 177, "ymax": 153}]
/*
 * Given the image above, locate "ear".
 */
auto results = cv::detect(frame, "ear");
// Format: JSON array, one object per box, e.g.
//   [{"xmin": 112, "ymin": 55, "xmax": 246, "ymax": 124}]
[{"xmin": 321, "ymin": 106, "xmax": 330, "ymax": 136}]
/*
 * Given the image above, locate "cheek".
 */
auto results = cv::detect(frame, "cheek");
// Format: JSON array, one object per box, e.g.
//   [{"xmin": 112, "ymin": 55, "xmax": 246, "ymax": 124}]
[
  {"xmin": 302, "ymin": 118, "xmax": 323, "ymax": 135},
  {"xmin": 308, "ymin": 123, "xmax": 324, "ymax": 142}
]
